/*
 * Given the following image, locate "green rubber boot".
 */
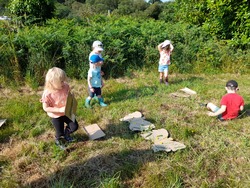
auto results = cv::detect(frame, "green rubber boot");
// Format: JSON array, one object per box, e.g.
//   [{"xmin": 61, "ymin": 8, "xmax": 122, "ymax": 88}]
[
  {"xmin": 85, "ymin": 98, "xmax": 92, "ymax": 108},
  {"xmin": 98, "ymin": 97, "xmax": 108, "ymax": 107},
  {"xmin": 93, "ymin": 94, "xmax": 99, "ymax": 102}
]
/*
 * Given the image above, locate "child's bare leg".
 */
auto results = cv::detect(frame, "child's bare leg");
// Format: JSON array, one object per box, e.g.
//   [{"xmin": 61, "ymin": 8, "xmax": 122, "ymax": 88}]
[
  {"xmin": 164, "ymin": 70, "xmax": 169, "ymax": 84},
  {"xmin": 159, "ymin": 72, "xmax": 164, "ymax": 83},
  {"xmin": 207, "ymin": 102, "xmax": 218, "ymax": 112}
]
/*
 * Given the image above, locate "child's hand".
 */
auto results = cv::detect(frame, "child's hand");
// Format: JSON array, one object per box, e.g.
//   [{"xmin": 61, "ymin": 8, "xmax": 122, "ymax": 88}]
[
  {"xmin": 207, "ymin": 112, "xmax": 214, "ymax": 116},
  {"xmin": 59, "ymin": 107, "xmax": 65, "ymax": 113},
  {"xmin": 90, "ymin": 88, "xmax": 94, "ymax": 92}
]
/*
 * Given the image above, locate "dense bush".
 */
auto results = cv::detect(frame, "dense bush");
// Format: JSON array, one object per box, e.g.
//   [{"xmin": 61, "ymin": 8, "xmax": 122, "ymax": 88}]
[
  {"xmin": 8, "ymin": 0, "xmax": 55, "ymax": 24},
  {"xmin": 0, "ymin": 15, "xmax": 249, "ymax": 86}
]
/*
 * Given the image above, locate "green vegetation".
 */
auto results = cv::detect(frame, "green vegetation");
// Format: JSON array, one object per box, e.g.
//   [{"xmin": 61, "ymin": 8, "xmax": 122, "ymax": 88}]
[
  {"xmin": 1, "ymin": 72, "xmax": 250, "ymax": 187},
  {"xmin": 0, "ymin": 0, "xmax": 249, "ymax": 86},
  {"xmin": 0, "ymin": 0, "xmax": 250, "ymax": 187}
]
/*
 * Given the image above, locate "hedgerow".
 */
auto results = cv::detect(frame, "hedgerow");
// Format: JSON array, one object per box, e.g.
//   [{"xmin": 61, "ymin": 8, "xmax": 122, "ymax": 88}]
[{"xmin": 0, "ymin": 15, "xmax": 249, "ymax": 86}]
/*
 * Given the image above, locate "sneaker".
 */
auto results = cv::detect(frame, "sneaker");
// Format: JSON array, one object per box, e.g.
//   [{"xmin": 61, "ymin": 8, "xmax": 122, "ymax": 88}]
[
  {"xmin": 55, "ymin": 139, "xmax": 66, "ymax": 150},
  {"xmin": 199, "ymin": 103, "xmax": 207, "ymax": 107},
  {"xmin": 93, "ymin": 95, "xmax": 99, "ymax": 101},
  {"xmin": 64, "ymin": 136, "xmax": 75, "ymax": 142}
]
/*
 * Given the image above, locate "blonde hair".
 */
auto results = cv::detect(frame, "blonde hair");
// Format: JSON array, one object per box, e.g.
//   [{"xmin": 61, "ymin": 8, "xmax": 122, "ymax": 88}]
[{"xmin": 45, "ymin": 67, "xmax": 67, "ymax": 91}]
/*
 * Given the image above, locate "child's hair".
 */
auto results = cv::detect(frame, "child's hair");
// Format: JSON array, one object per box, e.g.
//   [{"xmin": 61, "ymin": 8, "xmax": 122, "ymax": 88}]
[
  {"xmin": 226, "ymin": 80, "xmax": 238, "ymax": 91},
  {"xmin": 162, "ymin": 44, "xmax": 171, "ymax": 51},
  {"xmin": 45, "ymin": 67, "xmax": 67, "ymax": 91}
]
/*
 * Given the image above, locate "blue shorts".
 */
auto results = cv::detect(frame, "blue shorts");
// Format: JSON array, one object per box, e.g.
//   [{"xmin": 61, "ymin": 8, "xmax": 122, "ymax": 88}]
[
  {"xmin": 158, "ymin": 65, "xmax": 169, "ymax": 72},
  {"xmin": 213, "ymin": 107, "xmax": 224, "ymax": 121}
]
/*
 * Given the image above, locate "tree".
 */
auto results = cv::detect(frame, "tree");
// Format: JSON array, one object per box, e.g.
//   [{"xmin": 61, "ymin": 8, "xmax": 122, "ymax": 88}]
[
  {"xmin": 8, "ymin": 0, "xmax": 55, "ymax": 24},
  {"xmin": 167, "ymin": 0, "xmax": 250, "ymax": 46},
  {"xmin": 0, "ymin": 0, "xmax": 10, "ymax": 14}
]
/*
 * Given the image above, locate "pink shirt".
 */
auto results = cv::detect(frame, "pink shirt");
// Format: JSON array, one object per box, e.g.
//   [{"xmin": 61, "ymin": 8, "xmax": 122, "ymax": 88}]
[
  {"xmin": 41, "ymin": 83, "xmax": 69, "ymax": 118},
  {"xmin": 159, "ymin": 50, "xmax": 171, "ymax": 65}
]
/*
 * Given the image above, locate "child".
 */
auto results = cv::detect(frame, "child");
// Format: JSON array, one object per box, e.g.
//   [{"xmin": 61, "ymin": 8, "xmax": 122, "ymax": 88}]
[
  {"xmin": 207, "ymin": 80, "xmax": 244, "ymax": 121},
  {"xmin": 85, "ymin": 55, "xmax": 108, "ymax": 108},
  {"xmin": 157, "ymin": 40, "xmax": 174, "ymax": 85},
  {"xmin": 41, "ymin": 67, "xmax": 78, "ymax": 149},
  {"xmin": 89, "ymin": 40, "xmax": 104, "ymax": 76}
]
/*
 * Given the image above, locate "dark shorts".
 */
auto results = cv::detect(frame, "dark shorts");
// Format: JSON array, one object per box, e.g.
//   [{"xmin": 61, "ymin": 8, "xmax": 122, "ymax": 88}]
[{"xmin": 88, "ymin": 87, "xmax": 101, "ymax": 98}]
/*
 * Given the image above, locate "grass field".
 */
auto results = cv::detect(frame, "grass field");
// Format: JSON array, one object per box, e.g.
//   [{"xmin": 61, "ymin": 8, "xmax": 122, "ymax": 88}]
[{"xmin": 0, "ymin": 70, "xmax": 250, "ymax": 188}]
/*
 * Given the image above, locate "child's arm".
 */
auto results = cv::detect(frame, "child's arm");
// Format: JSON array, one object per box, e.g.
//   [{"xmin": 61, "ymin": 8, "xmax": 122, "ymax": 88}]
[
  {"xmin": 157, "ymin": 43, "xmax": 164, "ymax": 52},
  {"xmin": 101, "ymin": 78, "xmax": 104, "ymax": 88},
  {"xmin": 43, "ymin": 102, "xmax": 65, "ymax": 113},
  {"xmin": 87, "ymin": 75, "xmax": 94, "ymax": 92},
  {"xmin": 207, "ymin": 105, "xmax": 226, "ymax": 116},
  {"xmin": 240, "ymin": 105, "xmax": 244, "ymax": 111}
]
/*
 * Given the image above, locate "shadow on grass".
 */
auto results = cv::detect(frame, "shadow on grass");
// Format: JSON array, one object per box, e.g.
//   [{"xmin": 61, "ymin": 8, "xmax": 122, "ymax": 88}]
[
  {"xmin": 0, "ymin": 120, "xmax": 16, "ymax": 143},
  {"xmin": 170, "ymin": 76, "xmax": 205, "ymax": 85},
  {"xmin": 24, "ymin": 119, "xmax": 164, "ymax": 187},
  {"xmin": 26, "ymin": 147, "xmax": 157, "ymax": 188},
  {"xmin": 103, "ymin": 76, "xmax": 204, "ymax": 103}
]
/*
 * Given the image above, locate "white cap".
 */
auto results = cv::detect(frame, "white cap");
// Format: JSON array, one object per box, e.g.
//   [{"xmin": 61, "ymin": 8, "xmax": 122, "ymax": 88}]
[
  {"xmin": 162, "ymin": 40, "xmax": 171, "ymax": 48},
  {"xmin": 92, "ymin": 40, "xmax": 103, "ymax": 51}
]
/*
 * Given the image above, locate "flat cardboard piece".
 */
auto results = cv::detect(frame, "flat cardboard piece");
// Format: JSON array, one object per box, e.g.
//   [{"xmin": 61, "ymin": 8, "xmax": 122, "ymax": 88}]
[
  {"xmin": 170, "ymin": 92, "xmax": 190, "ymax": 98},
  {"xmin": 65, "ymin": 92, "xmax": 77, "ymax": 122},
  {"xmin": 83, "ymin": 124, "xmax": 105, "ymax": 140},
  {"xmin": 180, "ymin": 87, "xmax": 197, "ymax": 95},
  {"xmin": 119, "ymin": 111, "xmax": 143, "ymax": 122},
  {"xmin": 0, "ymin": 119, "xmax": 7, "ymax": 127},
  {"xmin": 129, "ymin": 118, "xmax": 155, "ymax": 131}
]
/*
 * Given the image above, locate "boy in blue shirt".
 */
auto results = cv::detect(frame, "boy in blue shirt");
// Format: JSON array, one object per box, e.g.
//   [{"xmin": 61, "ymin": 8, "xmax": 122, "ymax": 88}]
[{"xmin": 85, "ymin": 52, "xmax": 108, "ymax": 108}]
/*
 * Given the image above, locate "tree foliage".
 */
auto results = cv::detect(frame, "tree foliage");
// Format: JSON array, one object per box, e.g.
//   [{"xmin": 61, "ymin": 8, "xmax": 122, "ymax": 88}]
[
  {"xmin": 8, "ymin": 0, "xmax": 55, "ymax": 24},
  {"xmin": 171, "ymin": 0, "xmax": 250, "ymax": 47},
  {"xmin": 0, "ymin": 0, "xmax": 250, "ymax": 85}
]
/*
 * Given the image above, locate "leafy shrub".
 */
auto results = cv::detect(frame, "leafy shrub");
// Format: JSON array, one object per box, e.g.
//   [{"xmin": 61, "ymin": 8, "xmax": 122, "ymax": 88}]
[{"xmin": 0, "ymin": 15, "xmax": 249, "ymax": 85}]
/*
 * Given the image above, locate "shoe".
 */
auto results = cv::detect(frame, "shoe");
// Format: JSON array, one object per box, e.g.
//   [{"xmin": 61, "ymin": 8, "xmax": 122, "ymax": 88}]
[
  {"xmin": 165, "ymin": 82, "xmax": 169, "ymax": 86},
  {"xmin": 64, "ymin": 136, "xmax": 75, "ymax": 142},
  {"xmin": 199, "ymin": 103, "xmax": 207, "ymax": 107},
  {"xmin": 160, "ymin": 79, "xmax": 163, "ymax": 84},
  {"xmin": 98, "ymin": 97, "xmax": 108, "ymax": 107},
  {"xmin": 55, "ymin": 139, "xmax": 66, "ymax": 150},
  {"xmin": 85, "ymin": 98, "xmax": 92, "ymax": 108},
  {"xmin": 93, "ymin": 94, "xmax": 99, "ymax": 101}
]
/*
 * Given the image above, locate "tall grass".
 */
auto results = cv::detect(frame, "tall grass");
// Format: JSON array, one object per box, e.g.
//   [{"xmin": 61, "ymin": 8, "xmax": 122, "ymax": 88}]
[{"xmin": 0, "ymin": 71, "xmax": 250, "ymax": 187}]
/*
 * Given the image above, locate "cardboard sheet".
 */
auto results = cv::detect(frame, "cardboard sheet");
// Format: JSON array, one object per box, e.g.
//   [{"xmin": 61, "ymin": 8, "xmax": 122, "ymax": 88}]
[
  {"xmin": 83, "ymin": 124, "xmax": 105, "ymax": 140},
  {"xmin": 65, "ymin": 92, "xmax": 77, "ymax": 122},
  {"xmin": 0, "ymin": 119, "xmax": 7, "ymax": 127}
]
